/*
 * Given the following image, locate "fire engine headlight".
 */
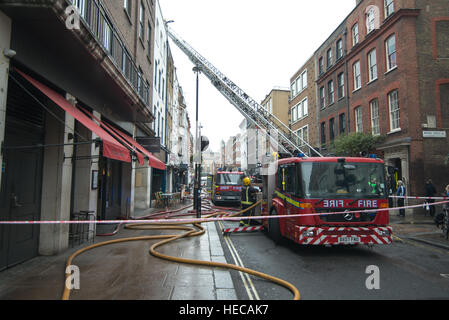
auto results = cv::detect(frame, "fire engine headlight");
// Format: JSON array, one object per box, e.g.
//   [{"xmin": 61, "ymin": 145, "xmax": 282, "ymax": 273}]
[
  {"xmin": 216, "ymin": 196, "xmax": 222, "ymax": 200},
  {"xmin": 303, "ymin": 230, "xmax": 315, "ymax": 237}
]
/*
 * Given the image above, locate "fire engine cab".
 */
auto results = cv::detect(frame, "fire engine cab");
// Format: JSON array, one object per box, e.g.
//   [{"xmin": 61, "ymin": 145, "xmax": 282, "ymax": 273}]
[
  {"xmin": 261, "ymin": 156, "xmax": 393, "ymax": 246},
  {"xmin": 212, "ymin": 171, "xmax": 244, "ymax": 206}
]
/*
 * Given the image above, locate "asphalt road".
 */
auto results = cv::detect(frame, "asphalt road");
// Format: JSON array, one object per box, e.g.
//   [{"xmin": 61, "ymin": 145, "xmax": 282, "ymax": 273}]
[{"xmin": 218, "ymin": 223, "xmax": 449, "ymax": 300}]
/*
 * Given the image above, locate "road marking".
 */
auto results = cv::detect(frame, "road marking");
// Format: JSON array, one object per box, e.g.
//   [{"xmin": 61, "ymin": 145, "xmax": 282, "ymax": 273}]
[{"xmin": 219, "ymin": 221, "xmax": 260, "ymax": 300}]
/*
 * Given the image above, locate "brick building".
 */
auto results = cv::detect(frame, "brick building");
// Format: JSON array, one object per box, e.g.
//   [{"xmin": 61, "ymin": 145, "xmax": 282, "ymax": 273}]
[
  {"xmin": 315, "ymin": 0, "xmax": 449, "ymax": 196},
  {"xmin": 315, "ymin": 19, "xmax": 349, "ymax": 152},
  {"xmin": 289, "ymin": 56, "xmax": 318, "ymax": 152}
]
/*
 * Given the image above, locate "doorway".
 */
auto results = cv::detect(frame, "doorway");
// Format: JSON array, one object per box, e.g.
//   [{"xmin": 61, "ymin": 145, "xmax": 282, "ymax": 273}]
[{"xmin": 0, "ymin": 77, "xmax": 44, "ymax": 270}]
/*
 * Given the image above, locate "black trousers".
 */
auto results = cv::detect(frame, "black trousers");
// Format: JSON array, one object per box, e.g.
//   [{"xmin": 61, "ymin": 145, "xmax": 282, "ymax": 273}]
[
  {"xmin": 398, "ymin": 198, "xmax": 405, "ymax": 216},
  {"xmin": 241, "ymin": 203, "xmax": 254, "ymax": 225},
  {"xmin": 427, "ymin": 199, "xmax": 435, "ymax": 216}
]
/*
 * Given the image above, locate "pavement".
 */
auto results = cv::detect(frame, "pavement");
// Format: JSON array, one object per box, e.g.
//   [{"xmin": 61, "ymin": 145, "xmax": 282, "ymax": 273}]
[
  {"xmin": 0, "ymin": 200, "xmax": 447, "ymax": 300},
  {"xmin": 389, "ymin": 205, "xmax": 449, "ymax": 250},
  {"xmin": 0, "ymin": 198, "xmax": 238, "ymax": 300}
]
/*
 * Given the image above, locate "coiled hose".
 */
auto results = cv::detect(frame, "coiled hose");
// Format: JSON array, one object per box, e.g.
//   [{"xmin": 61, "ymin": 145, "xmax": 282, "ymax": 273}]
[{"xmin": 62, "ymin": 201, "xmax": 301, "ymax": 300}]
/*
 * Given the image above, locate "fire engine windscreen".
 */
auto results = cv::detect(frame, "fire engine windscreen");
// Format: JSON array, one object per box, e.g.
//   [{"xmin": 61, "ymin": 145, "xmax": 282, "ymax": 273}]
[
  {"xmin": 215, "ymin": 173, "xmax": 243, "ymax": 185},
  {"xmin": 299, "ymin": 162, "xmax": 386, "ymax": 198}
]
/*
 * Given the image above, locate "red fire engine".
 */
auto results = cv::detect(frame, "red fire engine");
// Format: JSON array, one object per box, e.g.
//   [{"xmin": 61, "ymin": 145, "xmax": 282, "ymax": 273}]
[
  {"xmin": 212, "ymin": 171, "xmax": 244, "ymax": 206},
  {"xmin": 261, "ymin": 156, "xmax": 393, "ymax": 246}
]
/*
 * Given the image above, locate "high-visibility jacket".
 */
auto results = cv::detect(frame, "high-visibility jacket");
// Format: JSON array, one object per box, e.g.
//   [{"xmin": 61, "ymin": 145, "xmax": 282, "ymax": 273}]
[{"xmin": 241, "ymin": 186, "xmax": 256, "ymax": 205}]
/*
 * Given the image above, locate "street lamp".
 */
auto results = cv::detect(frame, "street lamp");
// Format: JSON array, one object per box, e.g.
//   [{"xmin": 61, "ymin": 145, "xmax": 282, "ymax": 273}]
[{"xmin": 193, "ymin": 65, "xmax": 201, "ymax": 218}]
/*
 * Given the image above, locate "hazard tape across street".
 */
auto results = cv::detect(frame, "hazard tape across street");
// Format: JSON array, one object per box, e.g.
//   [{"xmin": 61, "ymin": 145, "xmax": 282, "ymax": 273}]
[
  {"xmin": 390, "ymin": 195, "xmax": 449, "ymax": 200},
  {"xmin": 1, "ymin": 199, "xmax": 448, "ymax": 225}
]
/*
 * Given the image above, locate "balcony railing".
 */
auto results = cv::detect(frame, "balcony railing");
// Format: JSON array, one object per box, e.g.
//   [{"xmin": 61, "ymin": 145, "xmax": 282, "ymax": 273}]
[{"xmin": 69, "ymin": 0, "xmax": 150, "ymax": 106}]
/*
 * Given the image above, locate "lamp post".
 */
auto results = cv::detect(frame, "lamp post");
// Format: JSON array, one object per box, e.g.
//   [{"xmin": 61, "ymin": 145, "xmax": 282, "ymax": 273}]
[{"xmin": 193, "ymin": 65, "xmax": 201, "ymax": 218}]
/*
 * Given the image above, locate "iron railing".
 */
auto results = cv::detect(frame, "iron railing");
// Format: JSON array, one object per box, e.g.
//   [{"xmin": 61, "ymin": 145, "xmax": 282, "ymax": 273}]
[{"xmin": 69, "ymin": 0, "xmax": 150, "ymax": 106}]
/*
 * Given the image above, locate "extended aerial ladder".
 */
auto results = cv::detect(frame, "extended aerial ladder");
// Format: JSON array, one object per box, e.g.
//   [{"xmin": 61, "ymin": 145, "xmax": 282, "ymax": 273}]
[{"xmin": 166, "ymin": 25, "xmax": 323, "ymax": 158}]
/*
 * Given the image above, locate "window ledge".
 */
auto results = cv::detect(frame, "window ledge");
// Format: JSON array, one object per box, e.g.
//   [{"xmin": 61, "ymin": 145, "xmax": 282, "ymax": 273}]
[
  {"xmin": 387, "ymin": 128, "xmax": 401, "ymax": 135},
  {"xmin": 367, "ymin": 78, "xmax": 378, "ymax": 85},
  {"xmin": 385, "ymin": 66, "xmax": 397, "ymax": 75},
  {"xmin": 352, "ymin": 87, "xmax": 362, "ymax": 93}
]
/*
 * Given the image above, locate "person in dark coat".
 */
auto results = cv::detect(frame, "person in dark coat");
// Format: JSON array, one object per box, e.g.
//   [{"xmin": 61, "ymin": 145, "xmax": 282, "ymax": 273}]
[
  {"xmin": 240, "ymin": 177, "xmax": 258, "ymax": 227},
  {"xmin": 424, "ymin": 179, "xmax": 436, "ymax": 217},
  {"xmin": 397, "ymin": 180, "xmax": 406, "ymax": 217}
]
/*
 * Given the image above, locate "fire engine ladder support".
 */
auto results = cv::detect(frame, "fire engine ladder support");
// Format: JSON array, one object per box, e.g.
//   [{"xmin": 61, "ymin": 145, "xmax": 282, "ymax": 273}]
[{"xmin": 167, "ymin": 26, "xmax": 323, "ymax": 158}]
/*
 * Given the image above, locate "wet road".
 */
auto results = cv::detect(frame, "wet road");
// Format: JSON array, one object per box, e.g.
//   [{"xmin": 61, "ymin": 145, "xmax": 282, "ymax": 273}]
[{"xmin": 218, "ymin": 223, "xmax": 449, "ymax": 300}]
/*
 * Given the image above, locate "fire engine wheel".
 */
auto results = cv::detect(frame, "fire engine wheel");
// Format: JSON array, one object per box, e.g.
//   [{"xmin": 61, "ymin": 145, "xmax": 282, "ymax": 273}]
[{"xmin": 268, "ymin": 208, "xmax": 284, "ymax": 245}]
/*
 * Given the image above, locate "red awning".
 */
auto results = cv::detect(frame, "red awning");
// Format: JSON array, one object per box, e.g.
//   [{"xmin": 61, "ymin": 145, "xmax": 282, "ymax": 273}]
[
  {"xmin": 78, "ymin": 106, "xmax": 166, "ymax": 171},
  {"xmin": 77, "ymin": 106, "xmax": 146, "ymax": 166},
  {"xmin": 16, "ymin": 69, "xmax": 131, "ymax": 163}
]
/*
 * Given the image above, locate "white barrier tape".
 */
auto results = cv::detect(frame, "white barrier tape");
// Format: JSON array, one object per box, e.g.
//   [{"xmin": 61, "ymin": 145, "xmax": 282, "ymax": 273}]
[
  {"xmin": 389, "ymin": 195, "xmax": 449, "ymax": 200},
  {"xmin": 1, "ymin": 200, "xmax": 448, "ymax": 225}
]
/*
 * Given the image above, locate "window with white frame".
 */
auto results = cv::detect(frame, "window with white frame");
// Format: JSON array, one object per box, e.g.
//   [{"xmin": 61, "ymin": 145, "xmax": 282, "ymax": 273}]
[
  {"xmin": 352, "ymin": 23, "xmax": 359, "ymax": 46},
  {"xmin": 370, "ymin": 99, "xmax": 380, "ymax": 135},
  {"xmin": 336, "ymin": 39, "xmax": 343, "ymax": 60},
  {"xmin": 337, "ymin": 72, "xmax": 345, "ymax": 99},
  {"xmin": 103, "ymin": 18, "xmax": 112, "ymax": 53},
  {"xmin": 386, "ymin": 34, "xmax": 397, "ymax": 71},
  {"xmin": 366, "ymin": 8, "xmax": 375, "ymax": 33},
  {"xmin": 123, "ymin": 0, "xmax": 132, "ymax": 18},
  {"xmin": 147, "ymin": 21, "xmax": 152, "ymax": 57},
  {"xmin": 388, "ymin": 90, "xmax": 400, "ymax": 131},
  {"xmin": 291, "ymin": 70, "xmax": 307, "ymax": 98},
  {"xmin": 302, "ymin": 97, "xmax": 308, "ymax": 117},
  {"xmin": 319, "ymin": 57, "xmax": 324, "ymax": 74},
  {"xmin": 301, "ymin": 70, "xmax": 307, "ymax": 89},
  {"xmin": 73, "ymin": 0, "xmax": 87, "ymax": 19},
  {"xmin": 327, "ymin": 48, "xmax": 333, "ymax": 68},
  {"xmin": 296, "ymin": 126, "xmax": 308, "ymax": 146},
  {"xmin": 368, "ymin": 49, "xmax": 378, "ymax": 82},
  {"xmin": 384, "ymin": 0, "xmax": 394, "ymax": 18},
  {"xmin": 295, "ymin": 77, "xmax": 302, "ymax": 93},
  {"xmin": 291, "ymin": 105, "xmax": 297, "ymax": 123},
  {"xmin": 353, "ymin": 61, "xmax": 361, "ymax": 90},
  {"xmin": 327, "ymin": 80, "xmax": 334, "ymax": 105},
  {"xmin": 294, "ymin": 97, "xmax": 308, "ymax": 121},
  {"xmin": 139, "ymin": 1, "xmax": 145, "ymax": 40},
  {"xmin": 320, "ymin": 86, "xmax": 325, "ymax": 109},
  {"xmin": 355, "ymin": 106, "xmax": 363, "ymax": 133}
]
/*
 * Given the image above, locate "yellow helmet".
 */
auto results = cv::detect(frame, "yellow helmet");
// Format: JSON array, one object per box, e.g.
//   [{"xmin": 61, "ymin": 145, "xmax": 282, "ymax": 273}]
[{"xmin": 243, "ymin": 177, "xmax": 251, "ymax": 186}]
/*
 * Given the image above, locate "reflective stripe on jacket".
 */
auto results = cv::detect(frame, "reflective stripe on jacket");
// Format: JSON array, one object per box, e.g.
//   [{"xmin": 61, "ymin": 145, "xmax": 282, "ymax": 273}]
[{"xmin": 241, "ymin": 186, "xmax": 254, "ymax": 205}]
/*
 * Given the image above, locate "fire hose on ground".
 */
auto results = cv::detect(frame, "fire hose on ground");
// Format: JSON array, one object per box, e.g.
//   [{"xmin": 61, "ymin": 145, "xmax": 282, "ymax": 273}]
[{"xmin": 62, "ymin": 200, "xmax": 301, "ymax": 301}]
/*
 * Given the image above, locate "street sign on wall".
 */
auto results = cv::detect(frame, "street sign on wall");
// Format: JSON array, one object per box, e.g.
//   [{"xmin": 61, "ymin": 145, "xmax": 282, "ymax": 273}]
[{"xmin": 422, "ymin": 131, "xmax": 447, "ymax": 138}]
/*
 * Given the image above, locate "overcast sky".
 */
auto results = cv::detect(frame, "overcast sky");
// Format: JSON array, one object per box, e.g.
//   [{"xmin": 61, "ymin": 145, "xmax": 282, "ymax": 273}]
[{"xmin": 159, "ymin": 0, "xmax": 356, "ymax": 153}]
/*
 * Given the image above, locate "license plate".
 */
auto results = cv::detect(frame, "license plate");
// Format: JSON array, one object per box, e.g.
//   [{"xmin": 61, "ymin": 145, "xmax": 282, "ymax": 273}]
[{"xmin": 338, "ymin": 235, "xmax": 361, "ymax": 244}]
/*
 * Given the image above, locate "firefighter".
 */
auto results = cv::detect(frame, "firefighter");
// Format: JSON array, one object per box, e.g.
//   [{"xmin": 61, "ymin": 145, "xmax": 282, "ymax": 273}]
[{"xmin": 240, "ymin": 176, "xmax": 258, "ymax": 227}]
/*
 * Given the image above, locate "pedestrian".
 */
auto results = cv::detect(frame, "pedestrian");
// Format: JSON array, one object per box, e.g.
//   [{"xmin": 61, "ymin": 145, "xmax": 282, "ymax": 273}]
[
  {"xmin": 445, "ymin": 185, "xmax": 449, "ymax": 210},
  {"xmin": 424, "ymin": 179, "xmax": 436, "ymax": 217},
  {"xmin": 240, "ymin": 176, "xmax": 258, "ymax": 227},
  {"xmin": 387, "ymin": 174, "xmax": 395, "ymax": 208},
  {"xmin": 180, "ymin": 184, "xmax": 185, "ymax": 203},
  {"xmin": 397, "ymin": 180, "xmax": 406, "ymax": 217}
]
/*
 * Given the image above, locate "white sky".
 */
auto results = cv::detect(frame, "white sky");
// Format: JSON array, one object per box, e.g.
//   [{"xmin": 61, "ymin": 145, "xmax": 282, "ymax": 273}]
[{"xmin": 159, "ymin": 0, "xmax": 356, "ymax": 153}]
